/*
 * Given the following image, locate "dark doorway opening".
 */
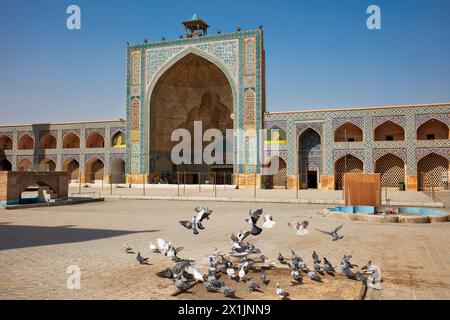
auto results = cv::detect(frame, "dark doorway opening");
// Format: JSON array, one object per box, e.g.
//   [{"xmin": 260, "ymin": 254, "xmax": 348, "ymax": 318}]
[{"xmin": 307, "ymin": 170, "xmax": 318, "ymax": 189}]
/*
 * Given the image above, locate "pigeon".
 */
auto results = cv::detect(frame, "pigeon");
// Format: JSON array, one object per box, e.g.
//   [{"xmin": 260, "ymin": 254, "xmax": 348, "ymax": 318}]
[
  {"xmin": 277, "ymin": 252, "xmax": 287, "ymax": 264},
  {"xmin": 312, "ymin": 251, "xmax": 323, "ymax": 273},
  {"xmin": 262, "ymin": 214, "xmax": 276, "ymax": 229},
  {"xmin": 166, "ymin": 246, "xmax": 184, "ymax": 261},
  {"xmin": 291, "ymin": 251, "xmax": 306, "ymax": 270},
  {"xmin": 366, "ymin": 264, "xmax": 382, "ymax": 290},
  {"xmin": 173, "ymin": 275, "xmax": 191, "ymax": 293},
  {"xmin": 186, "ymin": 264, "xmax": 204, "ymax": 282},
  {"xmin": 149, "ymin": 242, "xmax": 160, "ymax": 253},
  {"xmin": 307, "ymin": 270, "xmax": 322, "ymax": 282},
  {"xmin": 172, "ymin": 260, "xmax": 191, "ymax": 276},
  {"xmin": 245, "ymin": 209, "xmax": 263, "ymax": 236},
  {"xmin": 156, "ymin": 238, "xmax": 171, "ymax": 255},
  {"xmin": 312, "ymin": 251, "xmax": 321, "ymax": 263},
  {"xmin": 289, "ymin": 263, "xmax": 303, "ymax": 283},
  {"xmin": 288, "ymin": 220, "xmax": 309, "ymax": 236},
  {"xmin": 243, "ymin": 278, "xmax": 261, "ymax": 292},
  {"xmin": 194, "ymin": 206, "xmax": 213, "ymax": 230},
  {"xmin": 203, "ymin": 279, "xmax": 220, "ymax": 292},
  {"xmin": 323, "ymin": 257, "xmax": 336, "ymax": 276},
  {"xmin": 259, "ymin": 269, "xmax": 270, "ymax": 285},
  {"xmin": 238, "ymin": 265, "xmax": 246, "ymax": 280},
  {"xmin": 315, "ymin": 224, "xmax": 344, "ymax": 241},
  {"xmin": 343, "ymin": 255, "xmax": 358, "ymax": 268},
  {"xmin": 179, "ymin": 217, "xmax": 199, "ymax": 235},
  {"xmin": 276, "ymin": 283, "xmax": 290, "ymax": 300},
  {"xmin": 136, "ymin": 252, "xmax": 149, "ymax": 264},
  {"xmin": 226, "ymin": 267, "xmax": 239, "ymax": 280},
  {"xmin": 122, "ymin": 243, "xmax": 133, "ymax": 253},
  {"xmin": 220, "ymin": 285, "xmax": 237, "ymax": 298},
  {"xmin": 361, "ymin": 260, "xmax": 372, "ymax": 271},
  {"xmin": 156, "ymin": 267, "xmax": 174, "ymax": 279}
]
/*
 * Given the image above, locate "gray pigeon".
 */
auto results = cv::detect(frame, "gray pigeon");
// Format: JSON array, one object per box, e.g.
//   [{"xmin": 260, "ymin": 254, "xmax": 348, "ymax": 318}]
[
  {"xmin": 179, "ymin": 217, "xmax": 199, "ymax": 235},
  {"xmin": 259, "ymin": 269, "xmax": 270, "ymax": 285},
  {"xmin": 276, "ymin": 283, "xmax": 290, "ymax": 300},
  {"xmin": 156, "ymin": 267, "xmax": 174, "ymax": 279},
  {"xmin": 315, "ymin": 224, "xmax": 344, "ymax": 241},
  {"xmin": 245, "ymin": 209, "xmax": 263, "ymax": 236},
  {"xmin": 136, "ymin": 252, "xmax": 149, "ymax": 264},
  {"xmin": 203, "ymin": 279, "xmax": 220, "ymax": 292},
  {"xmin": 307, "ymin": 270, "xmax": 322, "ymax": 282},
  {"xmin": 174, "ymin": 275, "xmax": 191, "ymax": 293},
  {"xmin": 289, "ymin": 264, "xmax": 303, "ymax": 283},
  {"xmin": 243, "ymin": 278, "xmax": 261, "ymax": 292},
  {"xmin": 220, "ymin": 285, "xmax": 237, "ymax": 298},
  {"xmin": 277, "ymin": 252, "xmax": 287, "ymax": 264},
  {"xmin": 323, "ymin": 257, "xmax": 336, "ymax": 276}
]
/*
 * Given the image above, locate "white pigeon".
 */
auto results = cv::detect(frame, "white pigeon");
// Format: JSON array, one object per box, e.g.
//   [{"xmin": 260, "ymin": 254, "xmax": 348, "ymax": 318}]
[
  {"xmin": 366, "ymin": 265, "xmax": 382, "ymax": 290},
  {"xmin": 156, "ymin": 238, "xmax": 171, "ymax": 255},
  {"xmin": 288, "ymin": 220, "xmax": 310, "ymax": 236},
  {"xmin": 262, "ymin": 214, "xmax": 276, "ymax": 229},
  {"xmin": 122, "ymin": 243, "xmax": 133, "ymax": 253},
  {"xmin": 238, "ymin": 265, "xmax": 246, "ymax": 280},
  {"xmin": 276, "ymin": 283, "xmax": 289, "ymax": 299},
  {"xmin": 227, "ymin": 267, "xmax": 236, "ymax": 279},
  {"xmin": 186, "ymin": 265, "xmax": 204, "ymax": 282},
  {"xmin": 149, "ymin": 242, "xmax": 160, "ymax": 253}
]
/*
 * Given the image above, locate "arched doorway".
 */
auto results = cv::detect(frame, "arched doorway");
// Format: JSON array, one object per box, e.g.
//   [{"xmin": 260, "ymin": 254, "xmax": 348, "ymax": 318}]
[
  {"xmin": 86, "ymin": 132, "xmax": 105, "ymax": 148},
  {"xmin": 0, "ymin": 159, "xmax": 12, "ymax": 171},
  {"xmin": 17, "ymin": 159, "xmax": 32, "ymax": 171},
  {"xmin": 39, "ymin": 158, "xmax": 56, "ymax": 172},
  {"xmin": 334, "ymin": 154, "xmax": 364, "ymax": 190},
  {"xmin": 375, "ymin": 154, "xmax": 405, "ymax": 189},
  {"xmin": 417, "ymin": 119, "xmax": 449, "ymax": 140},
  {"xmin": 334, "ymin": 122, "xmax": 363, "ymax": 142},
  {"xmin": 85, "ymin": 157, "xmax": 104, "ymax": 183},
  {"xmin": 298, "ymin": 128, "xmax": 321, "ymax": 189},
  {"xmin": 0, "ymin": 135, "xmax": 12, "ymax": 150},
  {"xmin": 18, "ymin": 134, "xmax": 34, "ymax": 150},
  {"xmin": 417, "ymin": 153, "xmax": 448, "ymax": 190},
  {"xmin": 374, "ymin": 121, "xmax": 405, "ymax": 141},
  {"xmin": 63, "ymin": 133, "xmax": 80, "ymax": 148},
  {"xmin": 263, "ymin": 156, "xmax": 287, "ymax": 189},
  {"xmin": 111, "ymin": 158, "xmax": 126, "ymax": 184},
  {"xmin": 62, "ymin": 158, "xmax": 80, "ymax": 181},
  {"xmin": 111, "ymin": 132, "xmax": 126, "ymax": 149},
  {"xmin": 149, "ymin": 53, "xmax": 233, "ymax": 182},
  {"xmin": 40, "ymin": 133, "xmax": 57, "ymax": 149}
]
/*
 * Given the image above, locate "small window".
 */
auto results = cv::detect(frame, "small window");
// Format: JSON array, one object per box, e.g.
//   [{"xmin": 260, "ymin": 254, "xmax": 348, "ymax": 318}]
[
  {"xmin": 426, "ymin": 134, "xmax": 435, "ymax": 140},
  {"xmin": 347, "ymin": 138, "xmax": 355, "ymax": 142},
  {"xmin": 385, "ymin": 135, "xmax": 394, "ymax": 141}
]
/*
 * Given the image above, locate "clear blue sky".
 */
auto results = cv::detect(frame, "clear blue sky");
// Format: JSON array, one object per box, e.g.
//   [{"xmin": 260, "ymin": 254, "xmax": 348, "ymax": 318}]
[{"xmin": 1, "ymin": 0, "xmax": 450, "ymax": 124}]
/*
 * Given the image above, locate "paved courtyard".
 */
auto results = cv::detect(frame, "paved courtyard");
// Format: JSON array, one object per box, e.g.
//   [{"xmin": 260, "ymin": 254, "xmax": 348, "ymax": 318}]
[{"xmin": 0, "ymin": 199, "xmax": 449, "ymax": 300}]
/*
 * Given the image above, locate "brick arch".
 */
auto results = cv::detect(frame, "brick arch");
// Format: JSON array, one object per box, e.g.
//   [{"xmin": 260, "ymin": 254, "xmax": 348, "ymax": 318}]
[
  {"xmin": 40, "ymin": 132, "xmax": 57, "ymax": 149},
  {"xmin": 63, "ymin": 132, "xmax": 80, "ymax": 149},
  {"xmin": 417, "ymin": 153, "xmax": 449, "ymax": 191},
  {"xmin": 86, "ymin": 131, "xmax": 105, "ymax": 148},
  {"xmin": 18, "ymin": 134, "xmax": 34, "ymax": 150},
  {"xmin": 262, "ymin": 156, "xmax": 287, "ymax": 189},
  {"xmin": 334, "ymin": 122, "xmax": 363, "ymax": 142},
  {"xmin": 374, "ymin": 120, "xmax": 405, "ymax": 141},
  {"xmin": 0, "ymin": 135, "xmax": 13, "ymax": 150},
  {"xmin": 375, "ymin": 153, "xmax": 406, "ymax": 188},
  {"xmin": 417, "ymin": 118, "xmax": 449, "ymax": 140},
  {"xmin": 334, "ymin": 154, "xmax": 364, "ymax": 190}
]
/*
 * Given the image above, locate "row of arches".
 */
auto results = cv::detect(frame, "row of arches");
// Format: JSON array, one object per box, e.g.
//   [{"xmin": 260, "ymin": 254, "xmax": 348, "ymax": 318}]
[
  {"xmin": 0, "ymin": 131, "xmax": 125, "ymax": 150},
  {"xmin": 265, "ymin": 118, "xmax": 449, "ymax": 145},
  {"xmin": 263, "ymin": 152, "xmax": 448, "ymax": 191},
  {"xmin": 1, "ymin": 157, "xmax": 126, "ymax": 184}
]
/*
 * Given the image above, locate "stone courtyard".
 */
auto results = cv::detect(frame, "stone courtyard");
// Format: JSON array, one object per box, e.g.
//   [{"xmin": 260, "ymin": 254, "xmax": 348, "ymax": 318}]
[{"xmin": 0, "ymin": 199, "xmax": 449, "ymax": 300}]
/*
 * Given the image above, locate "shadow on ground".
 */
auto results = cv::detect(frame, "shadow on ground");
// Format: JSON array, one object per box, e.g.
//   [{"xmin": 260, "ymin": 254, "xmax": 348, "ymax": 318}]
[{"xmin": 0, "ymin": 224, "xmax": 159, "ymax": 250}]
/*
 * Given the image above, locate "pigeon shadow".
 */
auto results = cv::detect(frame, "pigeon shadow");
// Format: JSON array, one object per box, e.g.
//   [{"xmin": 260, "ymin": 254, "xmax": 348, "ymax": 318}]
[{"xmin": 0, "ymin": 224, "xmax": 160, "ymax": 251}]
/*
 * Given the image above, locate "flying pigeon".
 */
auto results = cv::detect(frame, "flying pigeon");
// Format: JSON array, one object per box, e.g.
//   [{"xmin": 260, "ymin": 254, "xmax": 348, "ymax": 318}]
[
  {"xmin": 122, "ymin": 243, "xmax": 133, "ymax": 253},
  {"xmin": 186, "ymin": 264, "xmax": 204, "ymax": 282},
  {"xmin": 323, "ymin": 257, "xmax": 336, "ymax": 276},
  {"xmin": 179, "ymin": 217, "xmax": 199, "ymax": 235},
  {"xmin": 136, "ymin": 252, "xmax": 149, "ymax": 264},
  {"xmin": 276, "ymin": 283, "xmax": 290, "ymax": 300},
  {"xmin": 315, "ymin": 224, "xmax": 344, "ymax": 241},
  {"xmin": 262, "ymin": 214, "xmax": 276, "ymax": 229},
  {"xmin": 156, "ymin": 238, "xmax": 171, "ymax": 255},
  {"xmin": 245, "ymin": 209, "xmax": 263, "ymax": 236},
  {"xmin": 288, "ymin": 220, "xmax": 310, "ymax": 236},
  {"xmin": 259, "ymin": 269, "xmax": 270, "ymax": 285},
  {"xmin": 172, "ymin": 260, "xmax": 191, "ymax": 277},
  {"xmin": 220, "ymin": 285, "xmax": 237, "ymax": 298}
]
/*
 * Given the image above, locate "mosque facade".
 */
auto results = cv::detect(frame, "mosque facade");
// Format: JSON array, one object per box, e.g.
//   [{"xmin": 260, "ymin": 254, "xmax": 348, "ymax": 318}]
[{"xmin": 1, "ymin": 16, "xmax": 449, "ymax": 191}]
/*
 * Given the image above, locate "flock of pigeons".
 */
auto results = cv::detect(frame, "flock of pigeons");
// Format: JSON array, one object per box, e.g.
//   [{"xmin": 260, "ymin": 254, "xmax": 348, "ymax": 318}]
[{"xmin": 121, "ymin": 206, "xmax": 382, "ymax": 299}]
